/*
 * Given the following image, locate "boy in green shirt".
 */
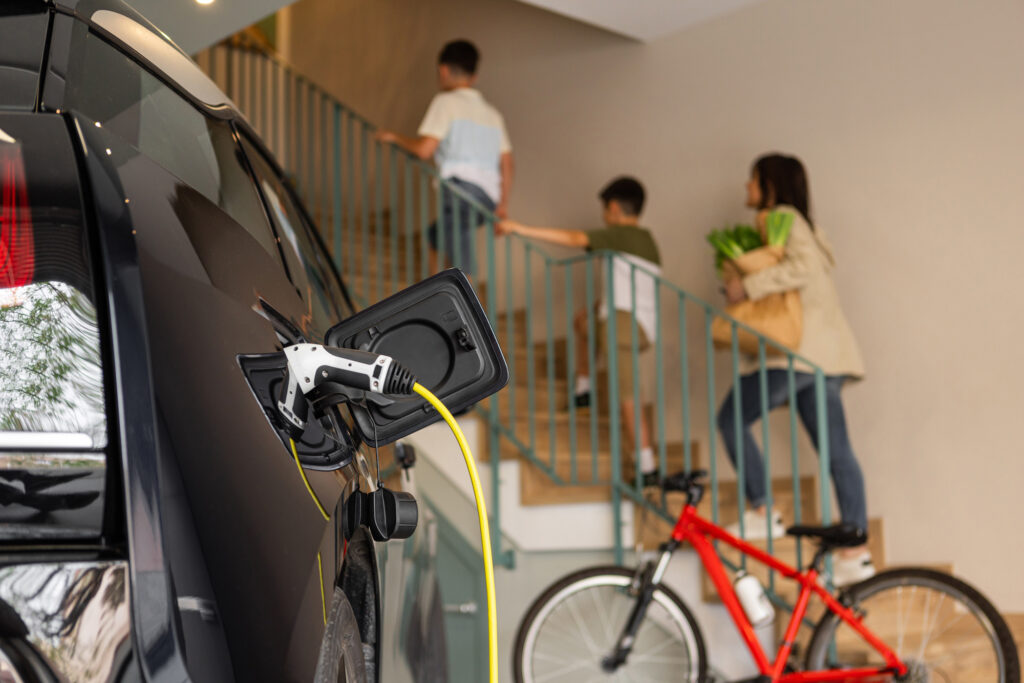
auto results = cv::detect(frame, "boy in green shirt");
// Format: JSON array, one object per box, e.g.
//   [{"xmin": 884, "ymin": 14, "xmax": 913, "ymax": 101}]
[{"xmin": 497, "ymin": 177, "xmax": 662, "ymax": 486}]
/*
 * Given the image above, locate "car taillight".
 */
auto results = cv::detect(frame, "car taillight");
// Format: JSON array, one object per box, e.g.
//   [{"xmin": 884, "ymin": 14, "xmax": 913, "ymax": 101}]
[{"xmin": 0, "ymin": 140, "xmax": 34, "ymax": 289}]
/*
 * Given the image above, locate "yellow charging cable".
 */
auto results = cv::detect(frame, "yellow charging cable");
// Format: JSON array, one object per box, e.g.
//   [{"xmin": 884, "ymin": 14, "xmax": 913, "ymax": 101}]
[
  {"xmin": 413, "ymin": 382, "xmax": 498, "ymax": 683},
  {"xmin": 290, "ymin": 438, "xmax": 330, "ymax": 625},
  {"xmin": 291, "ymin": 437, "xmax": 330, "ymax": 521}
]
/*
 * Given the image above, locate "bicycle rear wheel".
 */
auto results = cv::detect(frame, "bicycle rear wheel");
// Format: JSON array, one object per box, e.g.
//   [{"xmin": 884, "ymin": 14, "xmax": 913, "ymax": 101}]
[
  {"xmin": 805, "ymin": 567, "xmax": 1019, "ymax": 682},
  {"xmin": 513, "ymin": 565, "xmax": 706, "ymax": 683}
]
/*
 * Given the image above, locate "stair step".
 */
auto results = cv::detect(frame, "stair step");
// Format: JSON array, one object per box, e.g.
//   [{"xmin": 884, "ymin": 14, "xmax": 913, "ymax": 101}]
[{"xmin": 515, "ymin": 442, "xmax": 699, "ymax": 506}]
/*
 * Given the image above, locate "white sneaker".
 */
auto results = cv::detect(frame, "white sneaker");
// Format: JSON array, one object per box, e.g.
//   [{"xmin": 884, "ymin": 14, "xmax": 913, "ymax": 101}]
[
  {"xmin": 832, "ymin": 551, "xmax": 876, "ymax": 588},
  {"xmin": 726, "ymin": 509, "xmax": 785, "ymax": 540}
]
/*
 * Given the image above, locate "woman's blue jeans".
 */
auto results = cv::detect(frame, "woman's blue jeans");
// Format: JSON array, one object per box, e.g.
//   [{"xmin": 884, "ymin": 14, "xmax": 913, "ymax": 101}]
[{"xmin": 716, "ymin": 370, "xmax": 868, "ymax": 533}]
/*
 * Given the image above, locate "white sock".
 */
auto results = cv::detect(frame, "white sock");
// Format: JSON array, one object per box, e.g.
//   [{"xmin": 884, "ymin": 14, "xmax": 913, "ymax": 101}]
[
  {"xmin": 574, "ymin": 375, "xmax": 591, "ymax": 395},
  {"xmin": 639, "ymin": 447, "xmax": 657, "ymax": 474}
]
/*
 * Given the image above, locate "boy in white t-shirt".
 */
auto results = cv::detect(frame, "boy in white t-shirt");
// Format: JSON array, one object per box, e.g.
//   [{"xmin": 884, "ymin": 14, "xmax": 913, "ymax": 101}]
[
  {"xmin": 498, "ymin": 178, "xmax": 663, "ymax": 487},
  {"xmin": 377, "ymin": 40, "xmax": 514, "ymax": 277}
]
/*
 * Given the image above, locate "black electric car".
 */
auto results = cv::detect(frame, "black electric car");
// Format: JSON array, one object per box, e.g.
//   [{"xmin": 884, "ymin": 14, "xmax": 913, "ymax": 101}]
[{"xmin": 0, "ymin": 1, "xmax": 451, "ymax": 680}]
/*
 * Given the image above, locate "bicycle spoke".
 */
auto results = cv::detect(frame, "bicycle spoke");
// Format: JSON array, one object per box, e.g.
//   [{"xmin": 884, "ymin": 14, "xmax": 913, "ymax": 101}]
[
  {"xmin": 918, "ymin": 592, "xmax": 947, "ymax": 656},
  {"xmin": 590, "ymin": 584, "xmax": 615, "ymax": 642},
  {"xmin": 534, "ymin": 659, "xmax": 593, "ymax": 682},
  {"xmin": 565, "ymin": 595, "xmax": 603, "ymax": 655}
]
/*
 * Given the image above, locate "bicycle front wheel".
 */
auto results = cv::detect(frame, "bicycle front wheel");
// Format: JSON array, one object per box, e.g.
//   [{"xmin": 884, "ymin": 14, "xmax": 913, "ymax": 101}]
[
  {"xmin": 513, "ymin": 565, "xmax": 706, "ymax": 683},
  {"xmin": 805, "ymin": 567, "xmax": 1020, "ymax": 682}
]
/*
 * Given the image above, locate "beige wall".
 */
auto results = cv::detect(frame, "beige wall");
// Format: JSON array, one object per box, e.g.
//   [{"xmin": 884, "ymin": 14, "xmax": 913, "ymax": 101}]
[{"xmin": 283, "ymin": 0, "xmax": 1024, "ymax": 610}]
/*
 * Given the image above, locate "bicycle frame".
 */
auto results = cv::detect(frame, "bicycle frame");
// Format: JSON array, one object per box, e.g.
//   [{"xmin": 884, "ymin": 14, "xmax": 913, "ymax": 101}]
[{"xmin": 669, "ymin": 504, "xmax": 907, "ymax": 682}]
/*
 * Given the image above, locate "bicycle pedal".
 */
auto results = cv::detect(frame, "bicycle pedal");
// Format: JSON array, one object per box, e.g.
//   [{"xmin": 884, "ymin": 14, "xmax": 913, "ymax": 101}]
[{"xmin": 730, "ymin": 676, "xmax": 771, "ymax": 683}]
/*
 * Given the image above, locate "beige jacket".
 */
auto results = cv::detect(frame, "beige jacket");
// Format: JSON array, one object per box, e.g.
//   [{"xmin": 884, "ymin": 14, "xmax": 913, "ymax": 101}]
[{"xmin": 742, "ymin": 206, "xmax": 865, "ymax": 378}]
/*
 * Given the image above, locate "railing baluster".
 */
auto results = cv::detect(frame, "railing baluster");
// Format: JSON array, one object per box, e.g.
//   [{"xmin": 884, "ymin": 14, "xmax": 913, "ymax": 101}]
[
  {"xmin": 655, "ymin": 283, "xmax": 666, "ymax": 479},
  {"xmin": 731, "ymin": 324, "xmax": 746, "ymax": 571},
  {"xmin": 306, "ymin": 79, "xmax": 315, "ymax": 207},
  {"xmin": 389, "ymin": 146, "xmax": 399, "ymax": 295},
  {"xmin": 607, "ymin": 254, "xmax": 623, "ymax": 565},
  {"xmin": 585, "ymin": 259, "xmax": 598, "ymax": 483},
  {"xmin": 208, "ymin": 46, "xmax": 219, "ymax": 96},
  {"xmin": 359, "ymin": 122, "xmax": 369, "ymax": 304},
  {"xmin": 505, "ymin": 235, "xmax": 516, "ymax": 427},
  {"xmin": 225, "ymin": 45, "xmax": 234, "ymax": 105},
  {"xmin": 435, "ymin": 184, "xmax": 446, "ymax": 272},
  {"xmin": 679, "ymin": 295, "xmax": 691, "ymax": 472},
  {"xmin": 758, "ymin": 339, "xmax": 773, "ymax": 589},
  {"xmin": 469, "ymin": 205, "xmax": 478, "ymax": 282},
  {"xmin": 452, "ymin": 193, "xmax": 462, "ymax": 272},
  {"xmin": 815, "ymin": 369, "xmax": 832, "ymax": 581},
  {"xmin": 545, "ymin": 262, "xmax": 556, "ymax": 474},
  {"xmin": 346, "ymin": 111, "xmax": 356, "ymax": 284},
  {"xmin": 420, "ymin": 173, "xmax": 429, "ymax": 281},
  {"xmin": 321, "ymin": 93, "xmax": 330, "ymax": 241},
  {"xmin": 404, "ymin": 158, "xmax": 413, "ymax": 287},
  {"xmin": 250, "ymin": 49, "xmax": 258, "ymax": 131},
  {"xmin": 815, "ymin": 370, "xmax": 831, "ymax": 526},
  {"xmin": 271, "ymin": 59, "xmax": 279, "ymax": 158},
  {"xmin": 789, "ymin": 356, "xmax": 802, "ymax": 569},
  {"xmin": 332, "ymin": 103, "xmax": 342, "ymax": 264},
  {"xmin": 484, "ymin": 212, "xmax": 504, "ymax": 564},
  {"xmin": 566, "ymin": 266, "xmax": 577, "ymax": 484},
  {"xmin": 525, "ymin": 244, "xmax": 536, "ymax": 459},
  {"xmin": 704, "ymin": 306, "xmax": 718, "ymax": 533},
  {"xmin": 374, "ymin": 140, "xmax": 383, "ymax": 300},
  {"xmin": 261, "ymin": 56, "xmax": 269, "ymax": 143},
  {"xmin": 630, "ymin": 265, "xmax": 641, "ymax": 490}
]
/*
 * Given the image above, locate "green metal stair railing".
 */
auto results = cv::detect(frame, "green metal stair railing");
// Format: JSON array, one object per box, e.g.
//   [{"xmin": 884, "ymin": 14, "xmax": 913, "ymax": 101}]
[{"xmin": 197, "ymin": 39, "xmax": 836, "ymax": 593}]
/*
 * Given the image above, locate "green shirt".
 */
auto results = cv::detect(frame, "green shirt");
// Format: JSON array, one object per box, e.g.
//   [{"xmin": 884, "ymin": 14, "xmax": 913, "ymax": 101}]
[{"xmin": 586, "ymin": 224, "xmax": 661, "ymax": 265}]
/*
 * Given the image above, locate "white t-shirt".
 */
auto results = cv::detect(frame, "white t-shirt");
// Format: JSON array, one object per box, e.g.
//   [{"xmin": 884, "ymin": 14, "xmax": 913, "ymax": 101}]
[
  {"xmin": 599, "ymin": 253, "xmax": 661, "ymax": 341},
  {"xmin": 417, "ymin": 88, "xmax": 511, "ymax": 204},
  {"xmin": 586, "ymin": 224, "xmax": 662, "ymax": 341}
]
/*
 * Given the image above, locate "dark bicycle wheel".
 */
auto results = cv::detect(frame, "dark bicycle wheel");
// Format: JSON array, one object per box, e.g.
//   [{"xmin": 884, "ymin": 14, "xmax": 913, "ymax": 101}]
[
  {"xmin": 513, "ymin": 565, "xmax": 706, "ymax": 683},
  {"xmin": 805, "ymin": 567, "xmax": 1020, "ymax": 682}
]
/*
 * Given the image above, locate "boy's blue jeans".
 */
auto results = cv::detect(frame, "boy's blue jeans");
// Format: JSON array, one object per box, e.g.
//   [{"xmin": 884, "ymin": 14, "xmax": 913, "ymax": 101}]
[
  {"xmin": 427, "ymin": 177, "xmax": 496, "ymax": 277},
  {"xmin": 716, "ymin": 370, "xmax": 868, "ymax": 534}
]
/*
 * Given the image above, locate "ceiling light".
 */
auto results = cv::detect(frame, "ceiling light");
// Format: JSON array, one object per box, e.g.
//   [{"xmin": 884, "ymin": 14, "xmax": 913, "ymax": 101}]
[{"xmin": 196, "ymin": 0, "xmax": 214, "ymax": 4}]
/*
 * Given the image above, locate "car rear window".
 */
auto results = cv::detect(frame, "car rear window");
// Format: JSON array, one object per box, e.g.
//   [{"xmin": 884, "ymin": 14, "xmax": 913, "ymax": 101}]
[
  {"xmin": 0, "ymin": 2, "xmax": 49, "ymax": 111},
  {"xmin": 61, "ymin": 27, "xmax": 279, "ymax": 260},
  {"xmin": 0, "ymin": 113, "xmax": 107, "ymax": 541}
]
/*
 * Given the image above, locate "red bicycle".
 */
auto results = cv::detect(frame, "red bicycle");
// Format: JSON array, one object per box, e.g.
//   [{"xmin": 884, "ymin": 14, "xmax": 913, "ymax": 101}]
[{"xmin": 514, "ymin": 470, "xmax": 1019, "ymax": 682}]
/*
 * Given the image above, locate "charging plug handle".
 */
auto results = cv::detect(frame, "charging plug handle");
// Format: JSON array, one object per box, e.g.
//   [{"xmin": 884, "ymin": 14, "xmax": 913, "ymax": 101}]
[{"xmin": 276, "ymin": 344, "xmax": 418, "ymax": 436}]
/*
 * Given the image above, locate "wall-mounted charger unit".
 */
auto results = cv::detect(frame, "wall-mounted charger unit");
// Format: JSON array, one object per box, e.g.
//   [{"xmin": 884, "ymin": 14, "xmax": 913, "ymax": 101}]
[{"xmin": 326, "ymin": 269, "xmax": 508, "ymax": 446}]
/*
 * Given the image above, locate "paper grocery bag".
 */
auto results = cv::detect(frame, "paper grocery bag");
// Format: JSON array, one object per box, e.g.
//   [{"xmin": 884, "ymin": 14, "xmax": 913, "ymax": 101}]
[{"xmin": 712, "ymin": 246, "xmax": 803, "ymax": 356}]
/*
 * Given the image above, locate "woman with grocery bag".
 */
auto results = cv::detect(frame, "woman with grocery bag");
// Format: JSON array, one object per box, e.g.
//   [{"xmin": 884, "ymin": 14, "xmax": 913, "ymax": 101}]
[{"xmin": 713, "ymin": 153, "xmax": 872, "ymax": 587}]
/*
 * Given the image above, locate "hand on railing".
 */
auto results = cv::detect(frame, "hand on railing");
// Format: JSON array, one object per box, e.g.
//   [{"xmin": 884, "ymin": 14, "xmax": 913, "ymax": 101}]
[{"xmin": 494, "ymin": 219, "xmax": 519, "ymax": 237}]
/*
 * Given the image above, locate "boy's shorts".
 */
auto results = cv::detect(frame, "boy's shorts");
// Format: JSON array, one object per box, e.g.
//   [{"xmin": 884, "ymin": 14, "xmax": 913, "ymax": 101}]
[
  {"xmin": 595, "ymin": 310, "xmax": 650, "ymax": 398},
  {"xmin": 427, "ymin": 178, "xmax": 496, "ymax": 277}
]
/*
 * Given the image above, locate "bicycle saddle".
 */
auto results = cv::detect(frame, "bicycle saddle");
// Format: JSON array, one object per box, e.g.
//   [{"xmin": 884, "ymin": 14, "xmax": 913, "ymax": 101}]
[
  {"xmin": 786, "ymin": 521, "xmax": 866, "ymax": 549},
  {"xmin": 661, "ymin": 470, "xmax": 708, "ymax": 493}
]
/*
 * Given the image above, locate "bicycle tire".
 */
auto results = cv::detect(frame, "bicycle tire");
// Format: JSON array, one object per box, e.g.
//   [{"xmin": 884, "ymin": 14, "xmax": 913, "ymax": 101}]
[
  {"xmin": 513, "ymin": 565, "xmax": 707, "ymax": 683},
  {"xmin": 805, "ymin": 567, "xmax": 1020, "ymax": 682}
]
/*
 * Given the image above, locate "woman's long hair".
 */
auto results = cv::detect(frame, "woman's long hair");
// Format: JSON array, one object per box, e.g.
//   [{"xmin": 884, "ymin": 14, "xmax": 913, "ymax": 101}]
[{"xmin": 753, "ymin": 154, "xmax": 813, "ymax": 228}]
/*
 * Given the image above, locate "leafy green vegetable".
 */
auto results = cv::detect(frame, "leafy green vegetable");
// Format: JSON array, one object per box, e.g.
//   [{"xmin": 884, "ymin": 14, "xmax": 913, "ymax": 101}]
[
  {"xmin": 706, "ymin": 212, "xmax": 794, "ymax": 271},
  {"xmin": 706, "ymin": 224, "xmax": 760, "ymax": 269},
  {"xmin": 764, "ymin": 211, "xmax": 794, "ymax": 247}
]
